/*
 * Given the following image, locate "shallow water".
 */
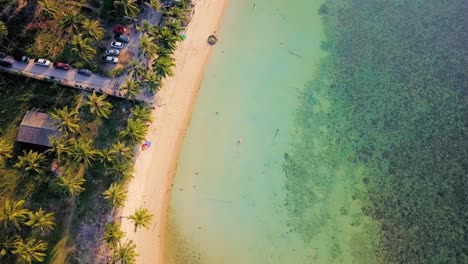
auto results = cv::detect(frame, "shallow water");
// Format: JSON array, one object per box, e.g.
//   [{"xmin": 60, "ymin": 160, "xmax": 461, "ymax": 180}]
[{"xmin": 164, "ymin": 0, "xmax": 382, "ymax": 263}]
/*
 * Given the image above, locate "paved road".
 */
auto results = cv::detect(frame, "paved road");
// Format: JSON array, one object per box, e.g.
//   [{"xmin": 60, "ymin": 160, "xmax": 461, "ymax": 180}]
[{"xmin": 0, "ymin": 56, "xmax": 153, "ymax": 103}]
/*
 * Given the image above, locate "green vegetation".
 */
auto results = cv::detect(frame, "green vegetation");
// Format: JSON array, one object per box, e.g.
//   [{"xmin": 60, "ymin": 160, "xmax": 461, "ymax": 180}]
[
  {"xmin": 0, "ymin": 0, "xmax": 194, "ymax": 262},
  {"xmin": 284, "ymin": 0, "xmax": 466, "ymax": 262},
  {"xmin": 0, "ymin": 72, "xmax": 153, "ymax": 262},
  {"xmin": 128, "ymin": 207, "xmax": 153, "ymax": 232},
  {"xmin": 1, "ymin": 0, "xmax": 104, "ymax": 68}
]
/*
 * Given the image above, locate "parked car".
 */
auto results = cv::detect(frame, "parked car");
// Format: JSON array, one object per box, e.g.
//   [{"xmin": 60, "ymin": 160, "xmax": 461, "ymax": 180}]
[
  {"xmin": 102, "ymin": 56, "xmax": 118, "ymax": 64},
  {"xmin": 114, "ymin": 34, "xmax": 130, "ymax": 43},
  {"xmin": 110, "ymin": 41, "xmax": 124, "ymax": 49},
  {"xmin": 14, "ymin": 56, "xmax": 30, "ymax": 63},
  {"xmin": 77, "ymin": 68, "xmax": 92, "ymax": 76},
  {"xmin": 105, "ymin": 49, "xmax": 120, "ymax": 56},
  {"xmin": 34, "ymin": 58, "xmax": 51, "ymax": 67},
  {"xmin": 0, "ymin": 60, "xmax": 12, "ymax": 68},
  {"xmin": 113, "ymin": 25, "xmax": 126, "ymax": 34},
  {"xmin": 53, "ymin": 62, "xmax": 70, "ymax": 70}
]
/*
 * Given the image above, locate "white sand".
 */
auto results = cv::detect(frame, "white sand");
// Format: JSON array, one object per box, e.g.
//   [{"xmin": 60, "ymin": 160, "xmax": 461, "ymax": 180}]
[{"xmin": 120, "ymin": 0, "xmax": 228, "ymax": 263}]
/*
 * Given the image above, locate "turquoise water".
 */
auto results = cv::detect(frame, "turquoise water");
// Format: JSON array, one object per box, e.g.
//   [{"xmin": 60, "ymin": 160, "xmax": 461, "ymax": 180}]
[
  {"xmin": 164, "ymin": 0, "xmax": 381, "ymax": 263},
  {"xmin": 166, "ymin": 0, "xmax": 467, "ymax": 262}
]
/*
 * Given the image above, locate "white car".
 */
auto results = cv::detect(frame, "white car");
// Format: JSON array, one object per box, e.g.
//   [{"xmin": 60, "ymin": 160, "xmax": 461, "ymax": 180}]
[
  {"xmin": 105, "ymin": 49, "xmax": 120, "ymax": 56},
  {"xmin": 110, "ymin": 41, "xmax": 123, "ymax": 49},
  {"xmin": 102, "ymin": 56, "xmax": 118, "ymax": 64},
  {"xmin": 34, "ymin": 58, "xmax": 51, "ymax": 67}
]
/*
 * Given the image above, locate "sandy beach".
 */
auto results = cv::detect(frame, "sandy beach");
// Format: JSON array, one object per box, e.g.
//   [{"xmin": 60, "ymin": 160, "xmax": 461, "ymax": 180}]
[{"xmin": 120, "ymin": 0, "xmax": 227, "ymax": 263}]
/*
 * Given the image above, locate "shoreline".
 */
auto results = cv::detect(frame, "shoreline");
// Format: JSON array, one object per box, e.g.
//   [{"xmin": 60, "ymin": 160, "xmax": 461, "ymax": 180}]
[{"xmin": 120, "ymin": 0, "xmax": 228, "ymax": 263}]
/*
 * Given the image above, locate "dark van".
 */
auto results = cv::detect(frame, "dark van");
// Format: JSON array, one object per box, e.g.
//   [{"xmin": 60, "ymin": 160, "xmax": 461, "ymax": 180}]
[{"xmin": 0, "ymin": 60, "xmax": 13, "ymax": 68}]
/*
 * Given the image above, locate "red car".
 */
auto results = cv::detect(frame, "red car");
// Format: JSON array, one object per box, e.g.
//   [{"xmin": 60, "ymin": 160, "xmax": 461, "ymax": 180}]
[
  {"xmin": 113, "ymin": 25, "xmax": 126, "ymax": 34},
  {"xmin": 54, "ymin": 62, "xmax": 70, "ymax": 70}
]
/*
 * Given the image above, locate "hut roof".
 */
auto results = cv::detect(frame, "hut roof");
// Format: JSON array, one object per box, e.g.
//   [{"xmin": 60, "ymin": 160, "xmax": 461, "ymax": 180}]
[{"xmin": 16, "ymin": 111, "xmax": 61, "ymax": 147}]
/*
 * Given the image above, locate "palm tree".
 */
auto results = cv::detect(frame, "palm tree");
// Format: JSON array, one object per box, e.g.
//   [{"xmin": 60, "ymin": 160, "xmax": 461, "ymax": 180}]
[
  {"xmin": 103, "ymin": 222, "xmax": 124, "ymax": 249},
  {"xmin": 25, "ymin": 209, "xmax": 55, "ymax": 234},
  {"xmin": 127, "ymin": 60, "xmax": 146, "ymax": 82},
  {"xmin": 105, "ymin": 160, "xmax": 134, "ymax": 182},
  {"xmin": 131, "ymin": 105, "xmax": 153, "ymax": 123},
  {"xmin": 143, "ymin": 70, "xmax": 161, "ymax": 94},
  {"xmin": 0, "ymin": 139, "xmax": 13, "ymax": 162},
  {"xmin": 103, "ymin": 183, "xmax": 127, "ymax": 208},
  {"xmin": 165, "ymin": 6, "xmax": 185, "ymax": 20},
  {"xmin": 0, "ymin": 200, "xmax": 30, "ymax": 230},
  {"xmin": 85, "ymin": 92, "xmax": 113, "ymax": 119},
  {"xmin": 50, "ymin": 106, "xmax": 80, "ymax": 135},
  {"xmin": 110, "ymin": 142, "xmax": 133, "ymax": 162},
  {"xmin": 153, "ymin": 55, "xmax": 175, "ymax": 79},
  {"xmin": 38, "ymin": 0, "xmax": 59, "ymax": 19},
  {"xmin": 59, "ymin": 11, "xmax": 82, "ymax": 35},
  {"xmin": 120, "ymin": 79, "xmax": 142, "ymax": 100},
  {"xmin": 128, "ymin": 207, "xmax": 153, "ymax": 232},
  {"xmin": 119, "ymin": 118, "xmax": 148, "ymax": 145},
  {"xmin": 58, "ymin": 174, "xmax": 85, "ymax": 196},
  {"xmin": 71, "ymin": 34, "xmax": 96, "ymax": 62},
  {"xmin": 14, "ymin": 150, "xmax": 47, "ymax": 176},
  {"xmin": 113, "ymin": 240, "xmax": 138, "ymax": 264},
  {"xmin": 82, "ymin": 19, "xmax": 104, "ymax": 43},
  {"xmin": 149, "ymin": 0, "xmax": 161, "ymax": 10},
  {"xmin": 140, "ymin": 34, "xmax": 158, "ymax": 60},
  {"xmin": 166, "ymin": 20, "xmax": 183, "ymax": 35},
  {"xmin": 46, "ymin": 136, "xmax": 69, "ymax": 163},
  {"xmin": 12, "ymin": 238, "xmax": 47, "ymax": 264},
  {"xmin": 141, "ymin": 20, "xmax": 153, "ymax": 34},
  {"xmin": 99, "ymin": 148, "xmax": 115, "ymax": 168},
  {"xmin": 156, "ymin": 28, "xmax": 182, "ymax": 51},
  {"xmin": 69, "ymin": 138, "xmax": 99, "ymax": 168},
  {"xmin": 114, "ymin": 0, "xmax": 140, "ymax": 18},
  {"xmin": 0, "ymin": 21, "xmax": 7, "ymax": 46}
]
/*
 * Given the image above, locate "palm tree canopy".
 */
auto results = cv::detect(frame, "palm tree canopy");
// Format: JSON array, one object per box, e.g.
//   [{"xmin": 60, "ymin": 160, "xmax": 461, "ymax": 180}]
[
  {"xmin": 110, "ymin": 142, "xmax": 133, "ymax": 162},
  {"xmin": 46, "ymin": 136, "xmax": 70, "ymax": 163},
  {"xmin": 114, "ymin": 0, "xmax": 140, "ymax": 18},
  {"xmin": 104, "ymin": 222, "xmax": 124, "ymax": 249},
  {"xmin": 103, "ymin": 183, "xmax": 127, "ymax": 208},
  {"xmin": 14, "ymin": 150, "xmax": 48, "ymax": 176},
  {"xmin": 85, "ymin": 92, "xmax": 113, "ymax": 119},
  {"xmin": 82, "ymin": 19, "xmax": 104, "ymax": 42},
  {"xmin": 59, "ymin": 11, "xmax": 83, "ymax": 35},
  {"xmin": 70, "ymin": 138, "xmax": 99, "ymax": 167},
  {"xmin": 143, "ymin": 70, "xmax": 161, "ymax": 94},
  {"xmin": 71, "ymin": 34, "xmax": 96, "ymax": 62},
  {"xmin": 153, "ymin": 55, "xmax": 175, "ymax": 79},
  {"xmin": 127, "ymin": 60, "xmax": 146, "ymax": 82},
  {"xmin": 50, "ymin": 106, "xmax": 80, "ymax": 135},
  {"xmin": 58, "ymin": 174, "xmax": 86, "ymax": 196},
  {"xmin": 156, "ymin": 28, "xmax": 182, "ymax": 51},
  {"xmin": 128, "ymin": 207, "xmax": 153, "ymax": 231},
  {"xmin": 120, "ymin": 79, "xmax": 142, "ymax": 100},
  {"xmin": 105, "ymin": 160, "xmax": 134, "ymax": 182},
  {"xmin": 119, "ymin": 118, "xmax": 148, "ymax": 145},
  {"xmin": 0, "ymin": 21, "xmax": 7, "ymax": 45},
  {"xmin": 38, "ymin": 0, "xmax": 59, "ymax": 19},
  {"xmin": 0, "ymin": 139, "xmax": 13, "ymax": 161},
  {"xmin": 131, "ymin": 105, "xmax": 153, "ymax": 123},
  {"xmin": 12, "ymin": 238, "xmax": 47, "ymax": 264},
  {"xmin": 0, "ymin": 200, "xmax": 30, "ymax": 230},
  {"xmin": 114, "ymin": 240, "xmax": 138, "ymax": 264},
  {"xmin": 140, "ymin": 34, "xmax": 158, "ymax": 60},
  {"xmin": 25, "ymin": 209, "xmax": 55, "ymax": 234}
]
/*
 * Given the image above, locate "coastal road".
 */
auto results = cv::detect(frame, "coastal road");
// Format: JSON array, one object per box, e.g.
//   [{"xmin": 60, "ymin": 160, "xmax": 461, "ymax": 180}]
[{"xmin": 0, "ymin": 56, "xmax": 153, "ymax": 103}]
